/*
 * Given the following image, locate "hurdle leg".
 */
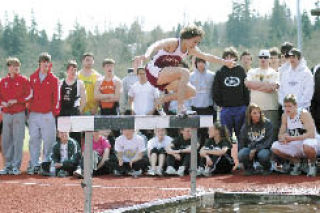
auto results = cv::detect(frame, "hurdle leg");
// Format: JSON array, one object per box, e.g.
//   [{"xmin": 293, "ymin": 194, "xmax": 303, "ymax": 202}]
[
  {"xmin": 190, "ymin": 128, "xmax": 198, "ymax": 196},
  {"xmin": 84, "ymin": 131, "xmax": 93, "ymax": 213}
]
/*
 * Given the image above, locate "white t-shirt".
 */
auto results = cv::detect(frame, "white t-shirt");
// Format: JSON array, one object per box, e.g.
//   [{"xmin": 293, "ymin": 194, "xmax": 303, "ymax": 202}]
[
  {"xmin": 128, "ymin": 81, "xmax": 159, "ymax": 115},
  {"xmin": 115, "ymin": 134, "xmax": 146, "ymax": 162},
  {"xmin": 247, "ymin": 67, "xmax": 279, "ymax": 110},
  {"xmin": 147, "ymin": 135, "xmax": 173, "ymax": 150},
  {"xmin": 60, "ymin": 143, "xmax": 68, "ymax": 162}
]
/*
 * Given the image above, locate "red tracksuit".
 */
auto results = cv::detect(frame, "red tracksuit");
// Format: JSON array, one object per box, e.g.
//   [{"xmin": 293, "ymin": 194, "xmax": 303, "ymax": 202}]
[
  {"xmin": 29, "ymin": 68, "xmax": 60, "ymax": 116},
  {"xmin": 0, "ymin": 73, "xmax": 32, "ymax": 114}
]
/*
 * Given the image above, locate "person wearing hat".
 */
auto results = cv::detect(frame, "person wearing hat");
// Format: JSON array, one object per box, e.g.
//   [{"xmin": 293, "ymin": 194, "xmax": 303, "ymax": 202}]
[
  {"xmin": 245, "ymin": 49, "xmax": 279, "ymax": 140},
  {"xmin": 278, "ymin": 48, "xmax": 314, "ymax": 110}
]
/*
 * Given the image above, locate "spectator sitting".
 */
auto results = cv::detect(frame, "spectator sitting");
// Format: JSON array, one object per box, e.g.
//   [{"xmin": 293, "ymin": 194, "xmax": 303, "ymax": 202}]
[
  {"xmin": 147, "ymin": 128, "xmax": 173, "ymax": 176},
  {"xmin": 272, "ymin": 94, "xmax": 320, "ymax": 177},
  {"xmin": 41, "ymin": 131, "xmax": 81, "ymax": 177},
  {"xmin": 198, "ymin": 123, "xmax": 234, "ymax": 176},
  {"xmin": 238, "ymin": 104, "xmax": 273, "ymax": 175},
  {"xmin": 73, "ymin": 130, "xmax": 113, "ymax": 178},
  {"xmin": 165, "ymin": 128, "xmax": 199, "ymax": 176},
  {"xmin": 114, "ymin": 129, "xmax": 149, "ymax": 177}
]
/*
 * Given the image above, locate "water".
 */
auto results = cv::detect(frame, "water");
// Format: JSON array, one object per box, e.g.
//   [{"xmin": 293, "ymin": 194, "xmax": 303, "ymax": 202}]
[{"xmin": 154, "ymin": 202, "xmax": 320, "ymax": 213}]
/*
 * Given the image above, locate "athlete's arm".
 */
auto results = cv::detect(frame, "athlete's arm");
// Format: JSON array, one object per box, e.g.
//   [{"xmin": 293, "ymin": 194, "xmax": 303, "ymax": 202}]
[
  {"xmin": 278, "ymin": 113, "xmax": 288, "ymax": 142},
  {"xmin": 188, "ymin": 47, "xmax": 236, "ymax": 68},
  {"xmin": 134, "ymin": 38, "xmax": 178, "ymax": 63},
  {"xmin": 79, "ymin": 80, "xmax": 87, "ymax": 113}
]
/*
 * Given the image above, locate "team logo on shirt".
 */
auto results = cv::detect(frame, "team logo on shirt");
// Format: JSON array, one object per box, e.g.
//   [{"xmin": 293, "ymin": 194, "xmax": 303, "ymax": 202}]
[
  {"xmin": 224, "ymin": 77, "xmax": 240, "ymax": 87},
  {"xmin": 288, "ymin": 81, "xmax": 298, "ymax": 86}
]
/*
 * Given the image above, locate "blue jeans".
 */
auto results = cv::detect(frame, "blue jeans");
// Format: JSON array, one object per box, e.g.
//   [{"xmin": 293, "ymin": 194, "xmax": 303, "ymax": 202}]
[
  {"xmin": 238, "ymin": 148, "xmax": 271, "ymax": 170},
  {"xmin": 220, "ymin": 106, "xmax": 246, "ymax": 142}
]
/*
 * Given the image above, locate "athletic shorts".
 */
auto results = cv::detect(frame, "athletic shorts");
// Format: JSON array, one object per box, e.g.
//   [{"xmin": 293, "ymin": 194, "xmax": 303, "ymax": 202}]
[{"xmin": 272, "ymin": 138, "xmax": 320, "ymax": 158}]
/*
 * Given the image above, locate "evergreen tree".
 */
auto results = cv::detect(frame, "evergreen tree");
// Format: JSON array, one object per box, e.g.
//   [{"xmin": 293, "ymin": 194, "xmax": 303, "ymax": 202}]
[{"xmin": 301, "ymin": 10, "xmax": 312, "ymax": 39}]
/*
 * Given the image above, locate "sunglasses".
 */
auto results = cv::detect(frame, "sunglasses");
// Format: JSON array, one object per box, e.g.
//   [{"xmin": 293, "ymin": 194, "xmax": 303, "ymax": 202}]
[{"xmin": 259, "ymin": 56, "xmax": 269, "ymax": 59}]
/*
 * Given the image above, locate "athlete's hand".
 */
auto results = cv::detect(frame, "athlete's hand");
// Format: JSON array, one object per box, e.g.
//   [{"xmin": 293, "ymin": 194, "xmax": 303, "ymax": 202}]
[
  {"xmin": 284, "ymin": 135, "xmax": 295, "ymax": 143},
  {"xmin": 173, "ymin": 154, "xmax": 181, "ymax": 161}
]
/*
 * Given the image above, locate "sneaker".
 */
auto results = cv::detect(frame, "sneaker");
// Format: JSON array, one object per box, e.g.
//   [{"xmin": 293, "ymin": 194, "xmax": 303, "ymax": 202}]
[
  {"xmin": 196, "ymin": 167, "xmax": 204, "ymax": 176},
  {"xmin": 176, "ymin": 109, "xmax": 197, "ymax": 118},
  {"xmin": 290, "ymin": 162, "xmax": 301, "ymax": 176},
  {"xmin": 57, "ymin": 170, "xmax": 69, "ymax": 177},
  {"xmin": 11, "ymin": 167, "xmax": 21, "ymax": 175},
  {"xmin": 307, "ymin": 165, "xmax": 317, "ymax": 177},
  {"xmin": 147, "ymin": 169, "xmax": 156, "ymax": 176},
  {"xmin": 113, "ymin": 170, "xmax": 121, "ymax": 176},
  {"xmin": 0, "ymin": 167, "xmax": 12, "ymax": 175},
  {"xmin": 203, "ymin": 167, "xmax": 211, "ymax": 177},
  {"xmin": 165, "ymin": 166, "xmax": 177, "ymax": 175},
  {"xmin": 34, "ymin": 166, "xmax": 40, "ymax": 175},
  {"xmin": 73, "ymin": 168, "xmax": 83, "ymax": 179},
  {"xmin": 156, "ymin": 168, "xmax": 163, "ymax": 176},
  {"xmin": 128, "ymin": 169, "xmax": 142, "ymax": 178},
  {"xmin": 157, "ymin": 108, "xmax": 166, "ymax": 116},
  {"xmin": 177, "ymin": 166, "xmax": 185, "ymax": 176},
  {"xmin": 27, "ymin": 167, "xmax": 35, "ymax": 175}
]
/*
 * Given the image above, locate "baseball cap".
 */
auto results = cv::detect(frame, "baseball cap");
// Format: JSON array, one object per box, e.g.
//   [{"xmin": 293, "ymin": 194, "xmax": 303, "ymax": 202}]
[
  {"xmin": 286, "ymin": 48, "xmax": 301, "ymax": 57},
  {"xmin": 258, "ymin": 49, "xmax": 270, "ymax": 58}
]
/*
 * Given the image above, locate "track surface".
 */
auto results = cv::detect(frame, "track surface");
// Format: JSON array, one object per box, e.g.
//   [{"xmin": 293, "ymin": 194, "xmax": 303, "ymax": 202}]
[{"xmin": 0, "ymin": 153, "xmax": 320, "ymax": 212}]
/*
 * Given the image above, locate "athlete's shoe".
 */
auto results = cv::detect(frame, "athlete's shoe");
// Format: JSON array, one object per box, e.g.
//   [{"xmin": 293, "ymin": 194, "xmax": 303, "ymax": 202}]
[
  {"xmin": 73, "ymin": 168, "xmax": 84, "ymax": 179},
  {"xmin": 176, "ymin": 109, "xmax": 197, "ymax": 118}
]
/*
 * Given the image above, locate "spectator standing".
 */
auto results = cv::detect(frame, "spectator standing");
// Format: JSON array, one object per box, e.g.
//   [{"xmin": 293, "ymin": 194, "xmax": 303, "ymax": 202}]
[
  {"xmin": 0, "ymin": 58, "xmax": 32, "ymax": 175},
  {"xmin": 245, "ymin": 49, "xmax": 279, "ymax": 139},
  {"xmin": 190, "ymin": 57, "xmax": 216, "ymax": 146},
  {"xmin": 59, "ymin": 60, "xmax": 86, "ymax": 144},
  {"xmin": 240, "ymin": 50, "xmax": 253, "ymax": 73},
  {"xmin": 212, "ymin": 47, "xmax": 250, "ymax": 142},
  {"xmin": 78, "ymin": 52, "xmax": 101, "ymax": 115},
  {"xmin": 28, "ymin": 52, "xmax": 60, "ymax": 175},
  {"xmin": 278, "ymin": 48, "xmax": 314, "ymax": 110},
  {"xmin": 94, "ymin": 58, "xmax": 122, "ymax": 116}
]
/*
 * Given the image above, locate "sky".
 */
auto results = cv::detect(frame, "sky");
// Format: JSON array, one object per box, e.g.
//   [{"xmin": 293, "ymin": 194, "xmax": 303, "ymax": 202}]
[{"xmin": 0, "ymin": 0, "xmax": 318, "ymax": 38}]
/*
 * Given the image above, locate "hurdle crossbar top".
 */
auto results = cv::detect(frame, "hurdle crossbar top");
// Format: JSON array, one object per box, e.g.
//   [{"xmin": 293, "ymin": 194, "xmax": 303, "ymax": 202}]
[{"xmin": 57, "ymin": 115, "xmax": 214, "ymax": 132}]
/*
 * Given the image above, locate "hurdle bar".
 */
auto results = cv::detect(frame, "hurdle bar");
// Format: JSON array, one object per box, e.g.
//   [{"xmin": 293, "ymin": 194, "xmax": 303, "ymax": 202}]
[{"xmin": 58, "ymin": 115, "xmax": 213, "ymax": 213}]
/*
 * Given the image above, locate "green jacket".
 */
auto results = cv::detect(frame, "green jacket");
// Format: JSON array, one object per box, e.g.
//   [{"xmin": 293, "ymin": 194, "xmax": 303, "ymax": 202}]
[{"xmin": 51, "ymin": 138, "xmax": 81, "ymax": 168}]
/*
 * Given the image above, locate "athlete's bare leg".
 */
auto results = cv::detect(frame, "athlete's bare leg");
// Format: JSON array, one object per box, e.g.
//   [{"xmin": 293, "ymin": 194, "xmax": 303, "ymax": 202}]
[{"xmin": 157, "ymin": 67, "xmax": 195, "ymax": 113}]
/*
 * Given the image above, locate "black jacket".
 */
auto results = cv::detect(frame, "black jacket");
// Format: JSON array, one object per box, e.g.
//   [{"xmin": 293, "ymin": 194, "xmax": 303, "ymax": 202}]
[{"xmin": 212, "ymin": 65, "xmax": 250, "ymax": 107}]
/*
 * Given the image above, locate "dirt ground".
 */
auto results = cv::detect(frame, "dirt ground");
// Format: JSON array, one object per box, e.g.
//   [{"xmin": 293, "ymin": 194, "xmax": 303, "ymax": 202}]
[{"xmin": 0, "ymin": 153, "xmax": 320, "ymax": 213}]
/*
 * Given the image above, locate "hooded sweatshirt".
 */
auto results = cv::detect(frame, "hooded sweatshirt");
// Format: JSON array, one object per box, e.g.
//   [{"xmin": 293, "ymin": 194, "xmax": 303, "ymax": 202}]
[
  {"xmin": 278, "ymin": 59, "xmax": 314, "ymax": 108},
  {"xmin": 212, "ymin": 65, "xmax": 250, "ymax": 107}
]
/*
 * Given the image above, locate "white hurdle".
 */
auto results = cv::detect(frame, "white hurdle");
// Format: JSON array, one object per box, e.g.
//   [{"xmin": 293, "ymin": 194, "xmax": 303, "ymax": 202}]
[{"xmin": 58, "ymin": 115, "xmax": 213, "ymax": 213}]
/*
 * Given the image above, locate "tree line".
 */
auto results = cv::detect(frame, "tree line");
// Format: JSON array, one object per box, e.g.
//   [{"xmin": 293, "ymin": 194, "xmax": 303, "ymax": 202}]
[{"xmin": 0, "ymin": 0, "xmax": 319, "ymax": 78}]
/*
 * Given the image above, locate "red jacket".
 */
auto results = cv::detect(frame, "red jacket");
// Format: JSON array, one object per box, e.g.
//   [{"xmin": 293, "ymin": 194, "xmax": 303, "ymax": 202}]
[
  {"xmin": 0, "ymin": 74, "xmax": 32, "ymax": 114},
  {"xmin": 29, "ymin": 67, "xmax": 60, "ymax": 116}
]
